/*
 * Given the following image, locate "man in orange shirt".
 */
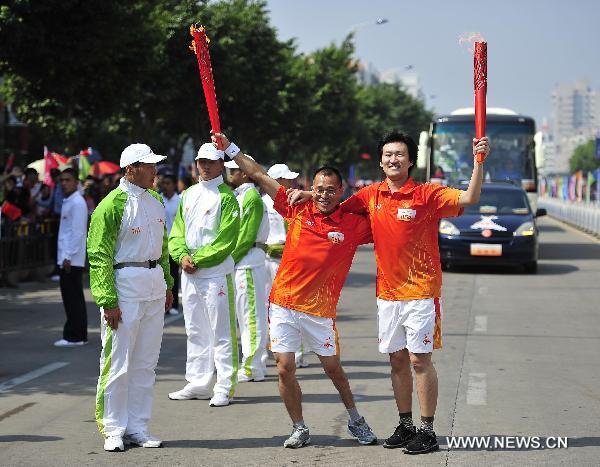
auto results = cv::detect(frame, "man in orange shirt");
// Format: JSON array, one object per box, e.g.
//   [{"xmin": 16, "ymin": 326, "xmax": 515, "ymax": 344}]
[
  {"xmin": 212, "ymin": 132, "xmax": 377, "ymax": 449},
  {"xmin": 291, "ymin": 131, "xmax": 490, "ymax": 454}
]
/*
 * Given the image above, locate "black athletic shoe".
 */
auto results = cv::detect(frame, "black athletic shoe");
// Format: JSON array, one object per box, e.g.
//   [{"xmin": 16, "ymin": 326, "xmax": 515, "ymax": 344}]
[
  {"xmin": 383, "ymin": 424, "xmax": 416, "ymax": 449},
  {"xmin": 403, "ymin": 428, "xmax": 439, "ymax": 455}
]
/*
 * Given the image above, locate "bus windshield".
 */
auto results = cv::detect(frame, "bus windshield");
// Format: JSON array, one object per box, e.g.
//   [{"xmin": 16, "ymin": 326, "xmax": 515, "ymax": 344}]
[{"xmin": 432, "ymin": 122, "xmax": 535, "ymax": 187}]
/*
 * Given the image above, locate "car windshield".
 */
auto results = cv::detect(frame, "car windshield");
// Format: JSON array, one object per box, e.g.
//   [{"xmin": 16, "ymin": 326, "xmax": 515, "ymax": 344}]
[{"xmin": 464, "ymin": 187, "xmax": 531, "ymax": 215}]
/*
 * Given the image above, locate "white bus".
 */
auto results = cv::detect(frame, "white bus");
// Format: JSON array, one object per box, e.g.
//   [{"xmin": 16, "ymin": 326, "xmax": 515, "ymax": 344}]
[{"xmin": 418, "ymin": 108, "xmax": 540, "ymax": 208}]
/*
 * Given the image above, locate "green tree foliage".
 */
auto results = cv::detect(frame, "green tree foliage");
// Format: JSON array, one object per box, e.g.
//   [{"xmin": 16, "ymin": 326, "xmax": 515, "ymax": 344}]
[
  {"xmin": 355, "ymin": 82, "xmax": 433, "ymax": 180},
  {"xmin": 0, "ymin": 0, "xmax": 160, "ymax": 153},
  {"xmin": 569, "ymin": 140, "xmax": 599, "ymax": 173},
  {"xmin": 0, "ymin": 0, "xmax": 433, "ymax": 175}
]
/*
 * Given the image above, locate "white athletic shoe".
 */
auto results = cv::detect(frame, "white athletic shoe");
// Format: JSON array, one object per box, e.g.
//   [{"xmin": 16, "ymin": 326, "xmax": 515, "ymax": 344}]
[
  {"xmin": 53, "ymin": 339, "xmax": 87, "ymax": 347},
  {"xmin": 103, "ymin": 436, "xmax": 124, "ymax": 452},
  {"xmin": 295, "ymin": 357, "xmax": 309, "ymax": 368},
  {"xmin": 168, "ymin": 384, "xmax": 211, "ymax": 400},
  {"xmin": 209, "ymin": 393, "xmax": 231, "ymax": 407},
  {"xmin": 284, "ymin": 425, "xmax": 310, "ymax": 448},
  {"xmin": 237, "ymin": 372, "xmax": 253, "ymax": 383},
  {"xmin": 237, "ymin": 371, "xmax": 266, "ymax": 383},
  {"xmin": 166, "ymin": 308, "xmax": 179, "ymax": 316},
  {"xmin": 124, "ymin": 432, "xmax": 162, "ymax": 448}
]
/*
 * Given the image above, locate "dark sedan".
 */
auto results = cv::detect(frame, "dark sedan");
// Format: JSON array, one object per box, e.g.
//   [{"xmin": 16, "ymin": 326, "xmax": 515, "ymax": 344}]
[{"xmin": 439, "ymin": 182, "xmax": 546, "ymax": 273}]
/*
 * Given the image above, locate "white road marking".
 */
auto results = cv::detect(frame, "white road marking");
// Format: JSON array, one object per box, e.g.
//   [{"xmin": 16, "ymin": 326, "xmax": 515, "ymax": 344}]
[
  {"xmin": 473, "ymin": 315, "xmax": 488, "ymax": 333},
  {"xmin": 0, "ymin": 362, "xmax": 70, "ymax": 393},
  {"xmin": 477, "ymin": 286, "xmax": 489, "ymax": 295},
  {"xmin": 466, "ymin": 372, "xmax": 487, "ymax": 405}
]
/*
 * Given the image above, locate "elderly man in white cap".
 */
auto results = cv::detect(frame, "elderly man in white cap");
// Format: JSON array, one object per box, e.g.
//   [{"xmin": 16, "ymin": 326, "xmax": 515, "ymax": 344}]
[
  {"xmin": 263, "ymin": 164, "xmax": 308, "ymax": 368},
  {"xmin": 88, "ymin": 143, "xmax": 174, "ymax": 452},
  {"xmin": 168, "ymin": 143, "xmax": 240, "ymax": 407},
  {"xmin": 224, "ymin": 155, "xmax": 270, "ymax": 383}
]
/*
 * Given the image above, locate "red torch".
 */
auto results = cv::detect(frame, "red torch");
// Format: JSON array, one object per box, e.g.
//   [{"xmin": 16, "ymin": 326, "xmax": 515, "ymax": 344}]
[
  {"xmin": 189, "ymin": 24, "xmax": 222, "ymax": 148},
  {"xmin": 474, "ymin": 41, "xmax": 487, "ymax": 163}
]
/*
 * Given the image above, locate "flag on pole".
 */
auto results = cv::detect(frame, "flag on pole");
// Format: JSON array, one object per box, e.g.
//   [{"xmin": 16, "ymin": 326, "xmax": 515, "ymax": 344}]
[
  {"xmin": 586, "ymin": 171, "xmax": 595, "ymax": 204},
  {"xmin": 79, "ymin": 153, "xmax": 91, "ymax": 181},
  {"xmin": 43, "ymin": 146, "xmax": 59, "ymax": 187}
]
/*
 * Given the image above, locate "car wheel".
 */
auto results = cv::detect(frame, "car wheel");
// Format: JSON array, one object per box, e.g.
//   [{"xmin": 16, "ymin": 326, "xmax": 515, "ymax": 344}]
[{"xmin": 524, "ymin": 261, "xmax": 537, "ymax": 274}]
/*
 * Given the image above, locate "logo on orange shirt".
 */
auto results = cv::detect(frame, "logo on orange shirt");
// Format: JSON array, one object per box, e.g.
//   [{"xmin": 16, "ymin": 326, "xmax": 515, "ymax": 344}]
[
  {"xmin": 327, "ymin": 231, "xmax": 345, "ymax": 244},
  {"xmin": 397, "ymin": 208, "xmax": 417, "ymax": 222}
]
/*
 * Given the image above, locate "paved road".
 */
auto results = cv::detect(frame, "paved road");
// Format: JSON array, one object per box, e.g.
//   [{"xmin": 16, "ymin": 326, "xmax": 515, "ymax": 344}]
[{"xmin": 1, "ymin": 216, "xmax": 599, "ymax": 466}]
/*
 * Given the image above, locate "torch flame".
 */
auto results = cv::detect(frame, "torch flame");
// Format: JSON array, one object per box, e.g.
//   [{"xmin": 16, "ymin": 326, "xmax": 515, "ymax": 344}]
[{"xmin": 458, "ymin": 32, "xmax": 486, "ymax": 53}]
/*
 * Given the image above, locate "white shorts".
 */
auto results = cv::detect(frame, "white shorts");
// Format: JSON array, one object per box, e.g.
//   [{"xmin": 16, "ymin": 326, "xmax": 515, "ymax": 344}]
[
  {"xmin": 377, "ymin": 298, "xmax": 443, "ymax": 354},
  {"xmin": 269, "ymin": 303, "xmax": 338, "ymax": 356}
]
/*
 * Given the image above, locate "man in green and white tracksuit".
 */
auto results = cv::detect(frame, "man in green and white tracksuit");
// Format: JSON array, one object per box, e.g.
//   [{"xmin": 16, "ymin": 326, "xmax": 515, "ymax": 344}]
[
  {"xmin": 225, "ymin": 157, "xmax": 270, "ymax": 382},
  {"xmin": 88, "ymin": 143, "xmax": 174, "ymax": 452},
  {"xmin": 168, "ymin": 143, "xmax": 240, "ymax": 407},
  {"xmin": 262, "ymin": 163, "xmax": 308, "ymax": 368}
]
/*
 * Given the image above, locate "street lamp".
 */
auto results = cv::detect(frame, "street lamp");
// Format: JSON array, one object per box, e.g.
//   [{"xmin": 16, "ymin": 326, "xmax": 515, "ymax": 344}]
[{"xmin": 347, "ymin": 18, "xmax": 390, "ymax": 34}]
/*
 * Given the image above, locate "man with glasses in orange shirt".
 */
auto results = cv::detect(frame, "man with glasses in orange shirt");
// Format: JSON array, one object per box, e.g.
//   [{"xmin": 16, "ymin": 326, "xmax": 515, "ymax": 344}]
[{"xmin": 212, "ymin": 132, "xmax": 377, "ymax": 449}]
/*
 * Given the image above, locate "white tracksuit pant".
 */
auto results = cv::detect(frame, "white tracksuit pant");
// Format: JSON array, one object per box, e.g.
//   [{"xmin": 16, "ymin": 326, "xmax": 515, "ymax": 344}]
[
  {"xmin": 96, "ymin": 297, "xmax": 165, "ymax": 438},
  {"xmin": 235, "ymin": 265, "xmax": 269, "ymax": 379},
  {"xmin": 265, "ymin": 256, "xmax": 308, "ymax": 360},
  {"xmin": 181, "ymin": 272, "xmax": 238, "ymax": 396}
]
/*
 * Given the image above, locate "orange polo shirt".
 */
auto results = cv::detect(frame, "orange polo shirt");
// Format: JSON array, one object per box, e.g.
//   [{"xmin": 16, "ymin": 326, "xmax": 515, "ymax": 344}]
[
  {"xmin": 342, "ymin": 178, "xmax": 463, "ymax": 301},
  {"xmin": 269, "ymin": 186, "xmax": 372, "ymax": 318}
]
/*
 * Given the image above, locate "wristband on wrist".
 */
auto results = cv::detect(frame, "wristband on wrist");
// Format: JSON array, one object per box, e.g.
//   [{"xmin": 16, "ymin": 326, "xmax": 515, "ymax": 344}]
[{"xmin": 225, "ymin": 143, "xmax": 240, "ymax": 158}]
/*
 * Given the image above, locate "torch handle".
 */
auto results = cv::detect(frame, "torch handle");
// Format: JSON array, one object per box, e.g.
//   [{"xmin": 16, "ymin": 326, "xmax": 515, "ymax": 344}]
[{"xmin": 475, "ymin": 87, "xmax": 487, "ymax": 163}]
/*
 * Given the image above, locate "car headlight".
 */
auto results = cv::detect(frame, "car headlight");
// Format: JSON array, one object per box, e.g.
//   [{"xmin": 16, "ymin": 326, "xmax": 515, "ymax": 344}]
[
  {"xmin": 439, "ymin": 219, "xmax": 460, "ymax": 235},
  {"xmin": 514, "ymin": 221, "xmax": 535, "ymax": 236}
]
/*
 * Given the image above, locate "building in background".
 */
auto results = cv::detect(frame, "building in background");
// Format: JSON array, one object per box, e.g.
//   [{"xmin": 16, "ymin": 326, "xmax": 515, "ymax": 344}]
[
  {"xmin": 380, "ymin": 68, "xmax": 425, "ymax": 101},
  {"xmin": 545, "ymin": 80, "xmax": 600, "ymax": 174},
  {"xmin": 356, "ymin": 61, "xmax": 380, "ymax": 86}
]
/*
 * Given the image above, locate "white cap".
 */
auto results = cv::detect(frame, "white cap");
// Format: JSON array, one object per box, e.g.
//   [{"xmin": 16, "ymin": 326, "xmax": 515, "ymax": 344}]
[
  {"xmin": 120, "ymin": 143, "xmax": 166, "ymax": 168},
  {"xmin": 196, "ymin": 143, "xmax": 225, "ymax": 161},
  {"xmin": 224, "ymin": 154, "xmax": 255, "ymax": 169},
  {"xmin": 267, "ymin": 163, "xmax": 299, "ymax": 180}
]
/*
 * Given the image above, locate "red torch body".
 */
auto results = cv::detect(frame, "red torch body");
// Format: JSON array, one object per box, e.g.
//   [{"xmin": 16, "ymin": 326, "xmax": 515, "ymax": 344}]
[
  {"xmin": 190, "ymin": 25, "xmax": 222, "ymax": 147},
  {"xmin": 474, "ymin": 41, "xmax": 487, "ymax": 163}
]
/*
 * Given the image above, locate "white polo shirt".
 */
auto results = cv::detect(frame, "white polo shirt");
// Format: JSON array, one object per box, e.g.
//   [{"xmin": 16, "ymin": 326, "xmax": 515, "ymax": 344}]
[
  {"xmin": 57, "ymin": 191, "xmax": 88, "ymax": 267},
  {"xmin": 162, "ymin": 192, "xmax": 180, "ymax": 235}
]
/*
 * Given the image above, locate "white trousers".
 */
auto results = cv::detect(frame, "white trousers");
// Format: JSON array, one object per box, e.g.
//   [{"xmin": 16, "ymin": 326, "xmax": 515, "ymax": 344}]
[
  {"xmin": 235, "ymin": 266, "xmax": 269, "ymax": 379},
  {"xmin": 265, "ymin": 256, "xmax": 308, "ymax": 361},
  {"xmin": 181, "ymin": 272, "xmax": 238, "ymax": 396},
  {"xmin": 95, "ymin": 297, "xmax": 165, "ymax": 438}
]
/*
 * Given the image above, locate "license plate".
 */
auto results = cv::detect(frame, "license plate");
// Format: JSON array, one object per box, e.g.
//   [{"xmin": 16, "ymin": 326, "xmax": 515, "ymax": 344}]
[{"xmin": 470, "ymin": 243, "xmax": 502, "ymax": 256}]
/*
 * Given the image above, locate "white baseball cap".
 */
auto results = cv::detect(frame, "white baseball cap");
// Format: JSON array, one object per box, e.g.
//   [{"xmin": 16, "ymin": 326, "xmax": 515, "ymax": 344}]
[
  {"xmin": 120, "ymin": 143, "xmax": 166, "ymax": 168},
  {"xmin": 196, "ymin": 143, "xmax": 225, "ymax": 161},
  {"xmin": 224, "ymin": 154, "xmax": 255, "ymax": 169},
  {"xmin": 267, "ymin": 163, "xmax": 299, "ymax": 180}
]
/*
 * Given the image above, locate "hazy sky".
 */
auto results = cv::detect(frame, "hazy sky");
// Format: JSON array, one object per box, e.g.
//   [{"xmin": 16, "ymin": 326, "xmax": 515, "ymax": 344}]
[{"xmin": 266, "ymin": 0, "xmax": 600, "ymax": 127}]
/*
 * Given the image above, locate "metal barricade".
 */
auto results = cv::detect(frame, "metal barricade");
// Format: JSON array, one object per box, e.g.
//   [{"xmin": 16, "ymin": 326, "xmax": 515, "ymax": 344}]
[
  {"xmin": 0, "ymin": 219, "xmax": 58, "ymax": 273},
  {"xmin": 538, "ymin": 198, "xmax": 600, "ymax": 237}
]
